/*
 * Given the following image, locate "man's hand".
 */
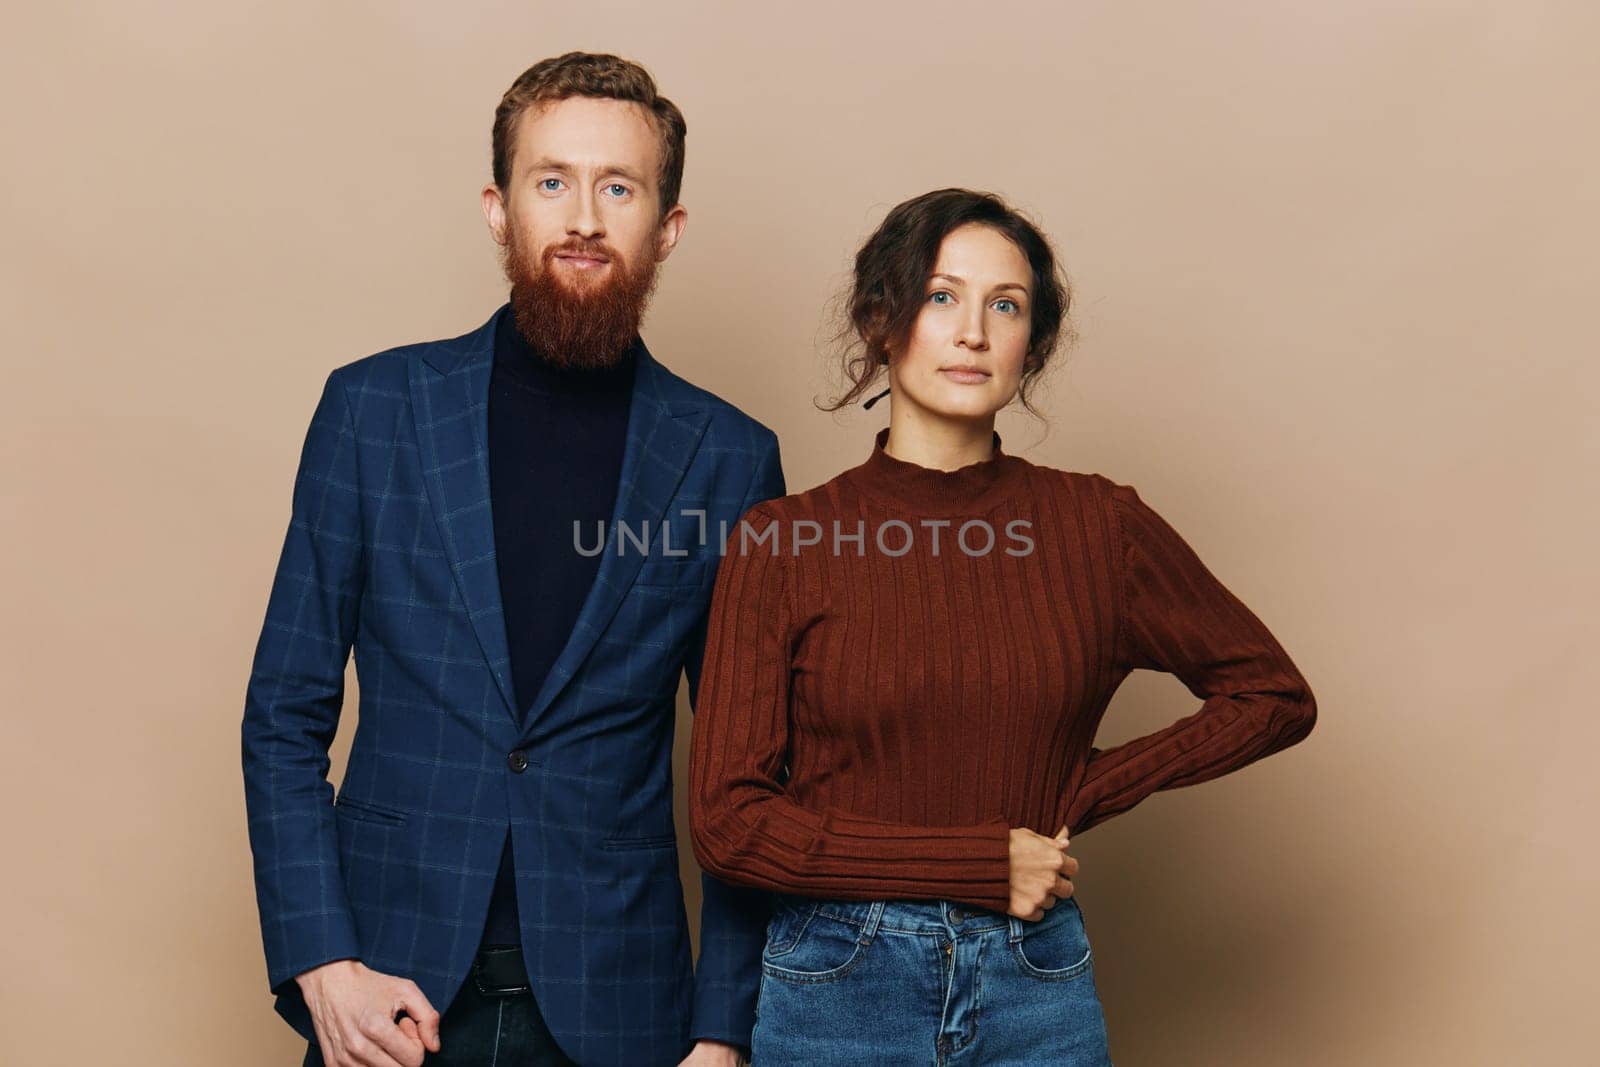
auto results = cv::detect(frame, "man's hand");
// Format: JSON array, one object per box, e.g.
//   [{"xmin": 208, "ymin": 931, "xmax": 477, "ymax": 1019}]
[
  {"xmin": 1007, "ymin": 824, "xmax": 1079, "ymax": 921},
  {"xmin": 295, "ymin": 959, "xmax": 442, "ymax": 1067},
  {"xmin": 678, "ymin": 1038, "xmax": 747, "ymax": 1067}
]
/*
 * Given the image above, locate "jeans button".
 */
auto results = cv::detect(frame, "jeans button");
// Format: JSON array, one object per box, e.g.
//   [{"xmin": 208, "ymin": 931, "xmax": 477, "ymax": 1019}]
[
  {"xmin": 949, "ymin": 907, "xmax": 964, "ymax": 923},
  {"xmin": 507, "ymin": 749, "xmax": 529, "ymax": 773}
]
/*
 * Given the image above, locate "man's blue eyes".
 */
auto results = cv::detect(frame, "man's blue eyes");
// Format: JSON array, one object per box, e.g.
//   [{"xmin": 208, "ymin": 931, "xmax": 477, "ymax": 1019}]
[{"xmin": 537, "ymin": 179, "xmax": 629, "ymax": 197}]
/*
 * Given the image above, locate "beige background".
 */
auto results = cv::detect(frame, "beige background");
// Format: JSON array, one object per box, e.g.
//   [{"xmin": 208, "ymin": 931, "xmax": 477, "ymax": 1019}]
[{"xmin": 3, "ymin": 1, "xmax": 1595, "ymax": 1063}]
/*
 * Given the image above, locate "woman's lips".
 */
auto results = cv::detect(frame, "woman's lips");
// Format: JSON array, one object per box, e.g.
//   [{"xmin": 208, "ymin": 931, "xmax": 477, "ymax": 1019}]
[{"xmin": 940, "ymin": 368, "xmax": 991, "ymax": 384}]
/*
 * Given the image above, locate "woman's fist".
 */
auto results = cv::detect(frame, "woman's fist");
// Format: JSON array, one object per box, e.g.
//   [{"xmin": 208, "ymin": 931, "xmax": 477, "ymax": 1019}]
[{"xmin": 1007, "ymin": 825, "xmax": 1078, "ymax": 921}]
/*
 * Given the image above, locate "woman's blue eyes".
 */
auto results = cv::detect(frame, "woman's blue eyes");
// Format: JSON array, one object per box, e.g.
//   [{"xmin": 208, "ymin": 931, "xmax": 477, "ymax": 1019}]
[{"xmin": 927, "ymin": 290, "xmax": 1023, "ymax": 314}]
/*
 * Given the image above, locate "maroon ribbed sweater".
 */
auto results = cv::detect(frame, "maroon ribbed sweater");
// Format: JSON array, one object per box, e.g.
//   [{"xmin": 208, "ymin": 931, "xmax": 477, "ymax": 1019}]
[{"xmin": 687, "ymin": 427, "xmax": 1316, "ymax": 913}]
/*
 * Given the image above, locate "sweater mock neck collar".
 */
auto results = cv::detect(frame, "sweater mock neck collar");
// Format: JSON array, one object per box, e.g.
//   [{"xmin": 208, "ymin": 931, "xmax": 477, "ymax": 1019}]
[{"xmin": 846, "ymin": 426, "xmax": 1028, "ymax": 516}]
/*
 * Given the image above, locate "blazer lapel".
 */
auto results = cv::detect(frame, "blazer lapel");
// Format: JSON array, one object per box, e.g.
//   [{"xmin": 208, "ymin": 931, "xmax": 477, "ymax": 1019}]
[
  {"xmin": 521, "ymin": 340, "xmax": 709, "ymax": 732},
  {"xmin": 410, "ymin": 309, "xmax": 518, "ymax": 720}
]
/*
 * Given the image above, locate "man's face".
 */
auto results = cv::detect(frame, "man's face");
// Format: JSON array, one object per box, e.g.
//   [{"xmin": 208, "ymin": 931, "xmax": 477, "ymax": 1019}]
[{"xmin": 482, "ymin": 96, "xmax": 687, "ymax": 368}]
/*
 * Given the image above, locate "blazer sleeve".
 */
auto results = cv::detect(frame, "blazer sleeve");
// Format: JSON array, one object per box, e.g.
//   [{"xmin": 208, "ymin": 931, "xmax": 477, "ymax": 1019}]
[
  {"xmin": 683, "ymin": 429, "xmax": 786, "ymax": 1054},
  {"xmin": 688, "ymin": 504, "xmax": 1014, "ymax": 915},
  {"xmin": 1065, "ymin": 481, "xmax": 1318, "ymax": 836},
  {"xmin": 240, "ymin": 369, "xmax": 365, "ymax": 995}
]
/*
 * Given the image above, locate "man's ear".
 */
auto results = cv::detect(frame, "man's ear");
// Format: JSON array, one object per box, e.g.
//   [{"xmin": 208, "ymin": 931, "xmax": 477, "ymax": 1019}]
[
  {"xmin": 654, "ymin": 202, "xmax": 688, "ymax": 262},
  {"xmin": 481, "ymin": 183, "xmax": 510, "ymax": 245}
]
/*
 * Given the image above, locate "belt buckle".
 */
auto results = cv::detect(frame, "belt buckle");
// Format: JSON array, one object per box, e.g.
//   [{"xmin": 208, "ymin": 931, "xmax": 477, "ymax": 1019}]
[{"xmin": 472, "ymin": 946, "xmax": 531, "ymax": 997}]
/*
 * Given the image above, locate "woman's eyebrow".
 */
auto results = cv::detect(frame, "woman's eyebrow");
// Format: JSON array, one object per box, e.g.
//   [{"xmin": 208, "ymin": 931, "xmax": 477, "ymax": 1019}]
[{"xmin": 930, "ymin": 272, "xmax": 1030, "ymax": 294}]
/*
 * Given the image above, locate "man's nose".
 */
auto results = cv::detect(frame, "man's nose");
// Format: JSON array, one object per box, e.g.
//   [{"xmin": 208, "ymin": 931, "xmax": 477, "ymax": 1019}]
[{"xmin": 567, "ymin": 188, "xmax": 604, "ymax": 239}]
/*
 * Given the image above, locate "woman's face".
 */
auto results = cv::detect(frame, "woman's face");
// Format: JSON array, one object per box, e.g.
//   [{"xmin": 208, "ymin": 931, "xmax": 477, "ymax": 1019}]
[{"xmin": 886, "ymin": 223, "xmax": 1034, "ymax": 424}]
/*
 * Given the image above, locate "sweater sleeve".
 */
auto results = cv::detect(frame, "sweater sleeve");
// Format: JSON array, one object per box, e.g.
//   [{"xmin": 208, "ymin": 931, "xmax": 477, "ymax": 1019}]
[
  {"xmin": 688, "ymin": 504, "xmax": 1015, "ymax": 913},
  {"xmin": 1065, "ymin": 482, "xmax": 1317, "ymax": 836}
]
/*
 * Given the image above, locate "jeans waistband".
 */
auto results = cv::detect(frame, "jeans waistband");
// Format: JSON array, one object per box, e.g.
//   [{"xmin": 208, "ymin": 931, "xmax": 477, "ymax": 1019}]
[{"xmin": 770, "ymin": 893, "xmax": 1079, "ymax": 945}]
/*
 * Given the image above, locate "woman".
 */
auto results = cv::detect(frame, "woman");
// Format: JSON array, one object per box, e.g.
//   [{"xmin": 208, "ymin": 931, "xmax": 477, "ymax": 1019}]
[{"xmin": 687, "ymin": 188, "xmax": 1316, "ymax": 1064}]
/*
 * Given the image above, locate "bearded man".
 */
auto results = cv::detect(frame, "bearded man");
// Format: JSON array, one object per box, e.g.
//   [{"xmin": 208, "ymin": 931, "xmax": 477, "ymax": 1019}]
[{"xmin": 242, "ymin": 52, "xmax": 783, "ymax": 1067}]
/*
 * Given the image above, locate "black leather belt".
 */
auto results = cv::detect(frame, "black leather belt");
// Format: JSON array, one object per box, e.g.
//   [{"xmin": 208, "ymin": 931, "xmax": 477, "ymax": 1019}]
[{"xmin": 472, "ymin": 945, "xmax": 531, "ymax": 996}]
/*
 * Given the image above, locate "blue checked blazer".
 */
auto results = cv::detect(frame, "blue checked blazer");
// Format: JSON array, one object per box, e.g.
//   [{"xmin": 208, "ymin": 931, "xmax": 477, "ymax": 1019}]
[{"xmin": 241, "ymin": 303, "xmax": 785, "ymax": 1063}]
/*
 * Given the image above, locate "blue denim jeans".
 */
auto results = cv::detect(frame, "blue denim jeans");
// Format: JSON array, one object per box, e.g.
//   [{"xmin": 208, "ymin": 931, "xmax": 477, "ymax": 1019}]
[{"xmin": 752, "ymin": 893, "xmax": 1112, "ymax": 1065}]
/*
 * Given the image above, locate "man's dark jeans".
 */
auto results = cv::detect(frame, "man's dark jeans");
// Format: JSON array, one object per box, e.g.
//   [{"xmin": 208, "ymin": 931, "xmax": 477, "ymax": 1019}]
[{"xmin": 301, "ymin": 949, "xmax": 578, "ymax": 1066}]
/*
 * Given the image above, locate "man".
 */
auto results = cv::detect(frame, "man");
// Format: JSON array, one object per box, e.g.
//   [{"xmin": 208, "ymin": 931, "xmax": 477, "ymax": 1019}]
[{"xmin": 242, "ymin": 52, "xmax": 783, "ymax": 1066}]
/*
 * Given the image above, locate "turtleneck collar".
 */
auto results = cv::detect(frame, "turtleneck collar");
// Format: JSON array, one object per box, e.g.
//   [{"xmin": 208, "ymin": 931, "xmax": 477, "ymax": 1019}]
[
  {"xmin": 844, "ymin": 426, "xmax": 1029, "ymax": 516},
  {"xmin": 493, "ymin": 303, "xmax": 638, "ymax": 397}
]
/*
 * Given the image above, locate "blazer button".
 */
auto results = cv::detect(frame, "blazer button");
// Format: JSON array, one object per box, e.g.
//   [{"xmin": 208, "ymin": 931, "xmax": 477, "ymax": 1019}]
[{"xmin": 507, "ymin": 749, "xmax": 529, "ymax": 773}]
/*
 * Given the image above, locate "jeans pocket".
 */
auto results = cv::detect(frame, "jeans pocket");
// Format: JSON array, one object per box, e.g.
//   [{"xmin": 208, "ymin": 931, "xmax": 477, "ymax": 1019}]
[
  {"xmin": 761, "ymin": 901, "xmax": 812, "ymax": 958},
  {"xmin": 761, "ymin": 906, "xmax": 869, "ymax": 983},
  {"xmin": 1010, "ymin": 897, "xmax": 1094, "ymax": 980}
]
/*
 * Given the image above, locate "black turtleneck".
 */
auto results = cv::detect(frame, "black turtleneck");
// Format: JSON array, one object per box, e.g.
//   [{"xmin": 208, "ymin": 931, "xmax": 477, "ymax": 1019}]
[{"xmin": 481, "ymin": 307, "xmax": 637, "ymax": 948}]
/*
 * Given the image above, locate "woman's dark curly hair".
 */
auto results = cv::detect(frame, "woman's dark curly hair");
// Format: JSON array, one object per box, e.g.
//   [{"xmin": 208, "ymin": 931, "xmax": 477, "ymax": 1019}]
[{"xmin": 821, "ymin": 188, "xmax": 1073, "ymax": 416}]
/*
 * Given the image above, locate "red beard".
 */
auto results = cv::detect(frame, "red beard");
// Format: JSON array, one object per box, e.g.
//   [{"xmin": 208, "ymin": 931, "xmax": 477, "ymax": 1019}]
[{"xmin": 501, "ymin": 228, "xmax": 662, "ymax": 370}]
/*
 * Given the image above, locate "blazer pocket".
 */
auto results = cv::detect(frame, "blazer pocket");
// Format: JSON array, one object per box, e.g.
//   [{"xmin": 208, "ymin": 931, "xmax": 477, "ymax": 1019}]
[
  {"xmin": 599, "ymin": 830, "xmax": 679, "ymax": 851},
  {"xmin": 632, "ymin": 554, "xmax": 711, "ymax": 588},
  {"xmin": 334, "ymin": 793, "xmax": 410, "ymax": 827}
]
